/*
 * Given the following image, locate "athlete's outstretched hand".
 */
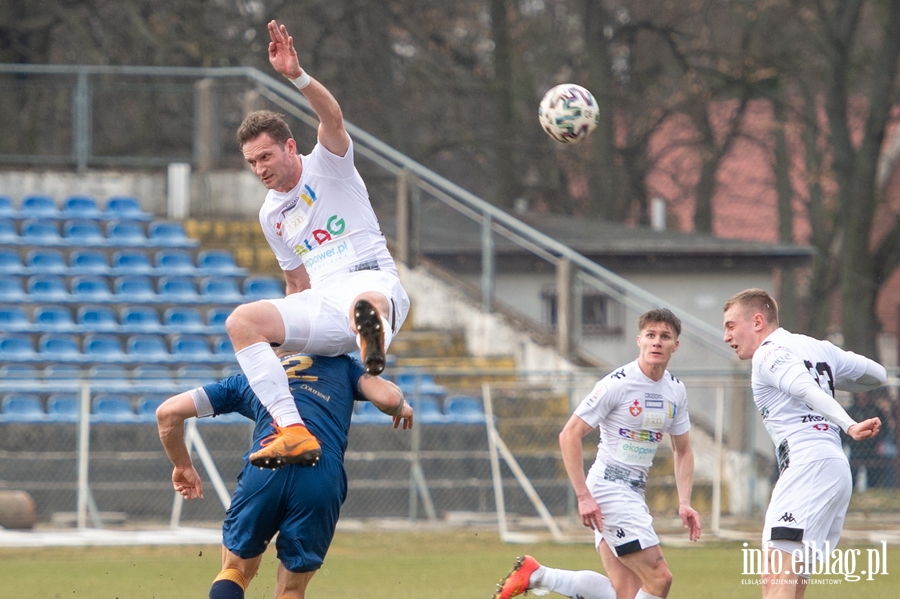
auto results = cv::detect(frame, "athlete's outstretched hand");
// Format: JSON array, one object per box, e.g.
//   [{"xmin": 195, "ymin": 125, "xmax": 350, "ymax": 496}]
[
  {"xmin": 848, "ymin": 417, "xmax": 882, "ymax": 441},
  {"xmin": 267, "ymin": 20, "xmax": 302, "ymax": 80},
  {"xmin": 679, "ymin": 504, "xmax": 701, "ymax": 541},
  {"xmin": 172, "ymin": 465, "xmax": 203, "ymax": 500},
  {"xmin": 577, "ymin": 492, "xmax": 603, "ymax": 531}
]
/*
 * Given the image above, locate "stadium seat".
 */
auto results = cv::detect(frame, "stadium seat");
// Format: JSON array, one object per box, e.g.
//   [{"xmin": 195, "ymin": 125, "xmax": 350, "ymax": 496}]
[
  {"xmin": 199, "ymin": 277, "xmax": 243, "ymax": 302},
  {"xmin": 352, "ymin": 401, "xmax": 392, "ymax": 424},
  {"xmin": 46, "ymin": 394, "xmax": 81, "ymax": 423},
  {"xmin": 82, "ymin": 334, "xmax": 125, "ymax": 361},
  {"xmin": 0, "ymin": 307, "xmax": 29, "ymax": 331},
  {"xmin": 0, "ymin": 394, "xmax": 46, "ymax": 423},
  {"xmin": 394, "ymin": 372, "xmax": 447, "ymax": 397},
  {"xmin": 27, "ymin": 275, "xmax": 69, "ymax": 301},
  {"xmin": 170, "ymin": 334, "xmax": 214, "ymax": 361},
  {"xmin": 0, "ymin": 249, "xmax": 24, "ymax": 274},
  {"xmin": 0, "ymin": 195, "xmax": 13, "ymax": 217},
  {"xmin": 163, "ymin": 307, "xmax": 206, "ymax": 332},
  {"xmin": 38, "ymin": 333, "xmax": 82, "ymax": 360},
  {"xmin": 0, "ymin": 364, "xmax": 40, "ymax": 380},
  {"xmin": 20, "ymin": 219, "xmax": 61, "ymax": 243},
  {"xmin": 62, "ymin": 195, "xmax": 102, "ymax": 219},
  {"xmin": 63, "ymin": 219, "xmax": 105, "ymax": 245},
  {"xmin": 19, "ymin": 195, "xmax": 58, "ymax": 218},
  {"xmin": 105, "ymin": 196, "xmax": 152, "ymax": 220},
  {"xmin": 410, "ymin": 396, "xmax": 445, "ymax": 424},
  {"xmin": 0, "ymin": 275, "xmax": 25, "ymax": 300},
  {"xmin": 154, "ymin": 249, "xmax": 197, "ymax": 274},
  {"xmin": 106, "ymin": 220, "xmax": 147, "ymax": 244},
  {"xmin": 175, "ymin": 365, "xmax": 219, "ymax": 385},
  {"xmin": 87, "ymin": 365, "xmax": 132, "ymax": 393},
  {"xmin": 133, "ymin": 365, "xmax": 174, "ymax": 384},
  {"xmin": 120, "ymin": 306, "xmax": 163, "ymax": 333},
  {"xmin": 207, "ymin": 307, "xmax": 232, "ymax": 330},
  {"xmin": 197, "ymin": 250, "xmax": 247, "ymax": 276},
  {"xmin": 148, "ymin": 221, "xmax": 197, "ymax": 247},
  {"xmin": 111, "ymin": 250, "xmax": 153, "ymax": 274},
  {"xmin": 0, "ymin": 335, "xmax": 37, "ymax": 360},
  {"xmin": 212, "ymin": 335, "xmax": 234, "ymax": 357},
  {"xmin": 77, "ymin": 305, "xmax": 119, "ymax": 332},
  {"xmin": 69, "ymin": 250, "xmax": 110, "ymax": 274},
  {"xmin": 114, "ymin": 275, "xmax": 157, "ymax": 301},
  {"xmin": 92, "ymin": 395, "xmax": 137, "ymax": 423},
  {"xmin": 25, "ymin": 249, "xmax": 67, "ymax": 273},
  {"xmin": 44, "ymin": 364, "xmax": 85, "ymax": 382},
  {"xmin": 126, "ymin": 334, "xmax": 171, "ymax": 361},
  {"xmin": 242, "ymin": 276, "xmax": 284, "ymax": 300},
  {"xmin": 71, "ymin": 275, "xmax": 113, "ymax": 301},
  {"xmin": 136, "ymin": 395, "xmax": 166, "ymax": 423},
  {"xmin": 158, "ymin": 276, "xmax": 198, "ymax": 301},
  {"xmin": 0, "ymin": 218, "xmax": 18, "ymax": 241},
  {"xmin": 33, "ymin": 305, "xmax": 75, "ymax": 331},
  {"xmin": 443, "ymin": 396, "xmax": 487, "ymax": 424}
]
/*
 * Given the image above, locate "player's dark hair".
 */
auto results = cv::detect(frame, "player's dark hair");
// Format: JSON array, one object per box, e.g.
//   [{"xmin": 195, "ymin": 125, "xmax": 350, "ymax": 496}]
[
  {"xmin": 237, "ymin": 110, "xmax": 294, "ymax": 147},
  {"xmin": 638, "ymin": 308, "xmax": 682, "ymax": 338},
  {"xmin": 724, "ymin": 288, "xmax": 779, "ymax": 326}
]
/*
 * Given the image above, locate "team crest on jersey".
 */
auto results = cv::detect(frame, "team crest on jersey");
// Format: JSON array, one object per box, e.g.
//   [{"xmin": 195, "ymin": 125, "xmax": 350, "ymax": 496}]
[{"xmin": 629, "ymin": 400, "xmax": 642, "ymax": 417}]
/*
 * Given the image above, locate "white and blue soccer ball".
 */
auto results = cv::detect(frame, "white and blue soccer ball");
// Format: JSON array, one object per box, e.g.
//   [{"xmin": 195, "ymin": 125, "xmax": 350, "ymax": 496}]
[{"xmin": 538, "ymin": 83, "xmax": 599, "ymax": 144}]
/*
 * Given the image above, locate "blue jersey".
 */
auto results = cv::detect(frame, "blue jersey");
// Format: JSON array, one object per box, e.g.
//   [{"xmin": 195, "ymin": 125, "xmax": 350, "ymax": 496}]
[{"xmin": 202, "ymin": 353, "xmax": 367, "ymax": 461}]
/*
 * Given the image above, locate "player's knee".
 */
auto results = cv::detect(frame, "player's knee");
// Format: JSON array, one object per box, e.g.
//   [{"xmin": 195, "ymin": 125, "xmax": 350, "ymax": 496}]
[
  {"xmin": 226, "ymin": 303, "xmax": 276, "ymax": 344},
  {"xmin": 650, "ymin": 566, "xmax": 673, "ymax": 595}
]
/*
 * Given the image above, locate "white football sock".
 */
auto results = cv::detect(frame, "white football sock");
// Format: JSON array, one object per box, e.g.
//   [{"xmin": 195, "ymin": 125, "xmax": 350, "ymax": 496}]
[
  {"xmin": 235, "ymin": 342, "xmax": 303, "ymax": 427},
  {"xmin": 530, "ymin": 566, "xmax": 616, "ymax": 599},
  {"xmin": 634, "ymin": 590, "xmax": 664, "ymax": 599}
]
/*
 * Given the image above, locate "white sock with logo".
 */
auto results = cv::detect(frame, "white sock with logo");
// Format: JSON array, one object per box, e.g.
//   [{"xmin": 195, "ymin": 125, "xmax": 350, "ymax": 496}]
[
  {"xmin": 530, "ymin": 566, "xmax": 616, "ymax": 599},
  {"xmin": 235, "ymin": 342, "xmax": 303, "ymax": 427},
  {"xmin": 634, "ymin": 590, "xmax": 664, "ymax": 599}
]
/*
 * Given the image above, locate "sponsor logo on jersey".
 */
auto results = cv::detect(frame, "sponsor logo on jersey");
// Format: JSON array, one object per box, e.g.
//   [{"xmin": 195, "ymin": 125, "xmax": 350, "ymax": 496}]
[
  {"xmin": 644, "ymin": 399, "xmax": 664, "ymax": 409},
  {"xmin": 291, "ymin": 214, "xmax": 347, "ymax": 257},
  {"xmin": 618, "ymin": 427, "xmax": 663, "ymax": 443}
]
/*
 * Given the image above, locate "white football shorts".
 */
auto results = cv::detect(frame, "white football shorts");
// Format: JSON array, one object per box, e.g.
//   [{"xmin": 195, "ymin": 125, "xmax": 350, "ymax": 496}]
[{"xmin": 586, "ymin": 469, "xmax": 660, "ymax": 556}]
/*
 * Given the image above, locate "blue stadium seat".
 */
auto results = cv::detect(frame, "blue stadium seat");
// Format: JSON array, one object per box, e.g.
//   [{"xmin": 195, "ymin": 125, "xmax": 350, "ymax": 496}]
[
  {"xmin": 44, "ymin": 364, "xmax": 84, "ymax": 381},
  {"xmin": 46, "ymin": 394, "xmax": 81, "ymax": 423},
  {"xmin": 197, "ymin": 250, "xmax": 247, "ymax": 276},
  {"xmin": 0, "ymin": 275, "xmax": 25, "ymax": 300},
  {"xmin": 19, "ymin": 195, "xmax": 59, "ymax": 218},
  {"xmin": 71, "ymin": 275, "xmax": 113, "ymax": 301},
  {"xmin": 163, "ymin": 307, "xmax": 206, "ymax": 332},
  {"xmin": 0, "ymin": 307, "xmax": 29, "ymax": 331},
  {"xmin": 443, "ymin": 396, "xmax": 487, "ymax": 424},
  {"xmin": 126, "ymin": 334, "xmax": 171, "ymax": 361},
  {"xmin": 352, "ymin": 401, "xmax": 392, "ymax": 424},
  {"xmin": 1, "ymin": 394, "xmax": 46, "ymax": 423},
  {"xmin": 136, "ymin": 395, "xmax": 166, "ymax": 423},
  {"xmin": 394, "ymin": 372, "xmax": 447, "ymax": 397},
  {"xmin": 25, "ymin": 249, "xmax": 67, "ymax": 273},
  {"xmin": 38, "ymin": 333, "xmax": 82, "ymax": 360},
  {"xmin": 199, "ymin": 277, "xmax": 243, "ymax": 302},
  {"xmin": 63, "ymin": 219, "xmax": 105, "ymax": 245},
  {"xmin": 157, "ymin": 276, "xmax": 198, "ymax": 301},
  {"xmin": 62, "ymin": 195, "xmax": 102, "ymax": 219},
  {"xmin": 92, "ymin": 395, "xmax": 137, "ymax": 423},
  {"xmin": 154, "ymin": 249, "xmax": 197, "ymax": 274},
  {"xmin": 170, "ymin": 334, "xmax": 214, "ymax": 361},
  {"xmin": 242, "ymin": 276, "xmax": 284, "ymax": 300},
  {"xmin": 0, "ymin": 218, "xmax": 18, "ymax": 241},
  {"xmin": 77, "ymin": 305, "xmax": 119, "ymax": 332},
  {"xmin": 105, "ymin": 196, "xmax": 152, "ymax": 221},
  {"xmin": 87, "ymin": 365, "xmax": 132, "ymax": 393},
  {"xmin": 212, "ymin": 335, "xmax": 234, "ymax": 357},
  {"xmin": 207, "ymin": 307, "xmax": 232, "ymax": 330},
  {"xmin": 133, "ymin": 365, "xmax": 174, "ymax": 384},
  {"xmin": 20, "ymin": 219, "xmax": 62, "ymax": 243},
  {"xmin": 0, "ymin": 364, "xmax": 40, "ymax": 380},
  {"xmin": 69, "ymin": 250, "xmax": 110, "ymax": 274},
  {"xmin": 176, "ymin": 365, "xmax": 219, "ymax": 385},
  {"xmin": 410, "ymin": 396, "xmax": 446, "ymax": 424},
  {"xmin": 0, "ymin": 195, "xmax": 13, "ymax": 217},
  {"xmin": 82, "ymin": 334, "xmax": 125, "ymax": 361},
  {"xmin": 106, "ymin": 220, "xmax": 147, "ymax": 244},
  {"xmin": 114, "ymin": 275, "xmax": 157, "ymax": 302},
  {"xmin": 111, "ymin": 250, "xmax": 153, "ymax": 274},
  {"xmin": 0, "ymin": 335, "xmax": 37, "ymax": 361},
  {"xmin": 0, "ymin": 249, "xmax": 24, "ymax": 274},
  {"xmin": 27, "ymin": 275, "xmax": 69, "ymax": 301},
  {"xmin": 33, "ymin": 305, "xmax": 75, "ymax": 331},
  {"xmin": 148, "ymin": 221, "xmax": 198, "ymax": 247},
  {"xmin": 120, "ymin": 306, "xmax": 163, "ymax": 333}
]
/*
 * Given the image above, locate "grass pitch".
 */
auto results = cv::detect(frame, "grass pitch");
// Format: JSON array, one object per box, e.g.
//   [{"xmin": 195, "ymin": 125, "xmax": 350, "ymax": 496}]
[{"xmin": 0, "ymin": 529, "xmax": 895, "ymax": 598}]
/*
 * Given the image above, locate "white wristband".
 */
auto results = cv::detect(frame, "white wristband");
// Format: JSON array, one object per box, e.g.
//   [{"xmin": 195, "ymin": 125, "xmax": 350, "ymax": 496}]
[{"xmin": 290, "ymin": 71, "xmax": 311, "ymax": 90}]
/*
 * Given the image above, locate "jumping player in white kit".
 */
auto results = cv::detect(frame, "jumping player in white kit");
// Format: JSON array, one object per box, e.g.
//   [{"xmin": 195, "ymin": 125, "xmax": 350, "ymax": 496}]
[
  {"xmin": 723, "ymin": 288, "xmax": 886, "ymax": 598},
  {"xmin": 494, "ymin": 308, "xmax": 701, "ymax": 599},
  {"xmin": 226, "ymin": 20, "xmax": 410, "ymax": 469}
]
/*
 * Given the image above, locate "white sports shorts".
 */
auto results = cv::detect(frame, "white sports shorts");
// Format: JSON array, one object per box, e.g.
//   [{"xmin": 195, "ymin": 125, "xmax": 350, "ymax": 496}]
[
  {"xmin": 763, "ymin": 457, "xmax": 852, "ymax": 573},
  {"xmin": 586, "ymin": 469, "xmax": 659, "ymax": 557},
  {"xmin": 264, "ymin": 270, "xmax": 409, "ymax": 356}
]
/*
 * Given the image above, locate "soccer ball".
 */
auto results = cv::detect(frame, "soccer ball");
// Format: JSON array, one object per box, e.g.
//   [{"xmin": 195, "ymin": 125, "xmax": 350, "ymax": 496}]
[{"xmin": 538, "ymin": 83, "xmax": 599, "ymax": 144}]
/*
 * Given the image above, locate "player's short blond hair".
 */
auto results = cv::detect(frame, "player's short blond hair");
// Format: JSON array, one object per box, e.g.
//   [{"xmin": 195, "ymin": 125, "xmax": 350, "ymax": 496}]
[
  {"xmin": 237, "ymin": 110, "xmax": 294, "ymax": 147},
  {"xmin": 638, "ymin": 308, "xmax": 682, "ymax": 339},
  {"xmin": 723, "ymin": 288, "xmax": 779, "ymax": 326}
]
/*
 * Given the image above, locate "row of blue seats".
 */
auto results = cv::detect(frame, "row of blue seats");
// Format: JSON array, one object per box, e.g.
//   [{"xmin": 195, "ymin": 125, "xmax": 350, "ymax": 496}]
[
  {"xmin": 1, "ymin": 305, "xmax": 232, "ymax": 335},
  {"xmin": 0, "ymin": 274, "xmax": 282, "ymax": 304},
  {"xmin": 0, "ymin": 195, "xmax": 152, "ymax": 220},
  {"xmin": 0, "ymin": 332, "xmax": 236, "ymax": 364},
  {"xmin": 352, "ymin": 395, "xmax": 487, "ymax": 425},
  {"xmin": 0, "ymin": 365, "xmax": 237, "ymax": 396},
  {"xmin": 0, "ymin": 248, "xmax": 247, "ymax": 277},
  {"xmin": 0, "ymin": 218, "xmax": 197, "ymax": 248},
  {"xmin": 0, "ymin": 393, "xmax": 246, "ymax": 424}
]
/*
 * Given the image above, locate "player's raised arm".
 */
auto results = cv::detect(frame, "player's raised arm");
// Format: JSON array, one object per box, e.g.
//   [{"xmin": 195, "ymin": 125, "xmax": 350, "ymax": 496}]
[{"xmin": 267, "ymin": 20, "xmax": 349, "ymax": 157}]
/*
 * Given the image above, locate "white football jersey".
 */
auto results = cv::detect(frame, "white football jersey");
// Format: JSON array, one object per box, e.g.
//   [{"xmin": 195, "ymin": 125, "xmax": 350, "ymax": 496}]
[
  {"xmin": 259, "ymin": 137, "xmax": 397, "ymax": 287},
  {"xmin": 575, "ymin": 360, "xmax": 690, "ymax": 493},
  {"xmin": 751, "ymin": 328, "xmax": 867, "ymax": 471}
]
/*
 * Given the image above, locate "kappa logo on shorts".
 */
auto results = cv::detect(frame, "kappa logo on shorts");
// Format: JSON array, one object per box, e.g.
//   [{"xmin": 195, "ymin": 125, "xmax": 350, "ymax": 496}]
[
  {"xmin": 778, "ymin": 512, "xmax": 796, "ymax": 523},
  {"xmin": 616, "ymin": 528, "xmax": 626, "ymax": 539},
  {"xmin": 628, "ymin": 400, "xmax": 642, "ymax": 417}
]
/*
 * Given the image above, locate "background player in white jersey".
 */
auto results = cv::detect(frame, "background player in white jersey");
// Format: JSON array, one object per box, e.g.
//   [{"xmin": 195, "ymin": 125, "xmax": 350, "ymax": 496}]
[
  {"xmin": 494, "ymin": 308, "xmax": 701, "ymax": 599},
  {"xmin": 722, "ymin": 288, "xmax": 886, "ymax": 598},
  {"xmin": 226, "ymin": 20, "xmax": 410, "ymax": 469}
]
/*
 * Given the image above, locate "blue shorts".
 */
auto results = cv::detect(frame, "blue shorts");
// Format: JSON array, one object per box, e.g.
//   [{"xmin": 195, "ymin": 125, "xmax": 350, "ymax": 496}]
[{"xmin": 222, "ymin": 454, "xmax": 347, "ymax": 572}]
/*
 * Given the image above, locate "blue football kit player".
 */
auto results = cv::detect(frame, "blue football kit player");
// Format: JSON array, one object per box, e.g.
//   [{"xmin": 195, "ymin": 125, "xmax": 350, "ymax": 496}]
[{"xmin": 157, "ymin": 353, "xmax": 413, "ymax": 599}]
